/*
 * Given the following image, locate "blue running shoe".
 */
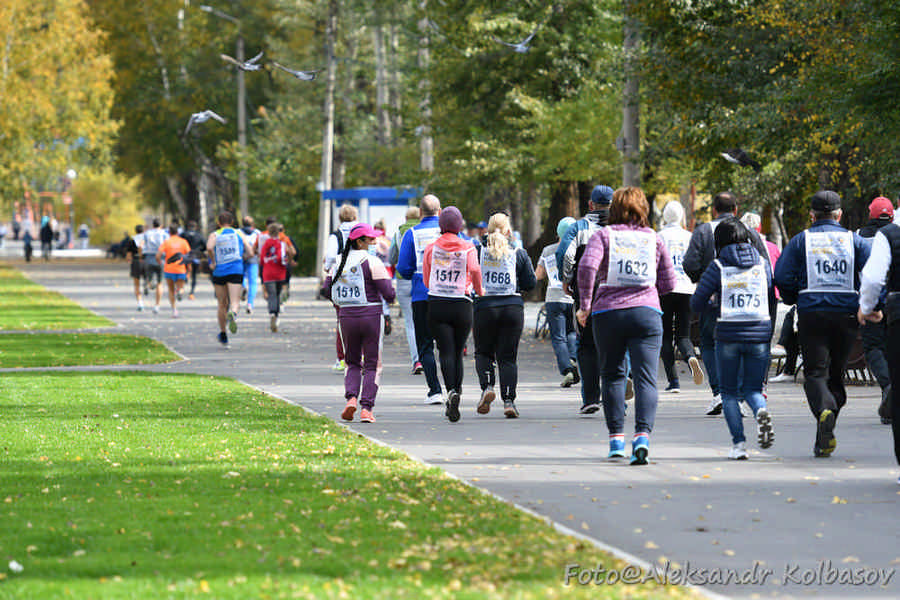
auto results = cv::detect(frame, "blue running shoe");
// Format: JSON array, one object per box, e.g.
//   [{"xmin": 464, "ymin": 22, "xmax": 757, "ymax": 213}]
[
  {"xmin": 630, "ymin": 433, "xmax": 650, "ymax": 465},
  {"xmin": 608, "ymin": 436, "xmax": 626, "ymax": 459}
]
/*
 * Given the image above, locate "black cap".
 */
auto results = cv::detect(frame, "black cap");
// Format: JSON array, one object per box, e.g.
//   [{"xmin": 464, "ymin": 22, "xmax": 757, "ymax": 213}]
[{"xmin": 811, "ymin": 190, "xmax": 841, "ymax": 212}]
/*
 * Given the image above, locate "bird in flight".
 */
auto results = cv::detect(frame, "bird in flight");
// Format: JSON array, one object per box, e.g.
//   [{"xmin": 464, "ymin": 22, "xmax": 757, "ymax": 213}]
[
  {"xmin": 271, "ymin": 61, "xmax": 320, "ymax": 81},
  {"xmin": 720, "ymin": 148, "xmax": 762, "ymax": 172},
  {"xmin": 220, "ymin": 51, "xmax": 264, "ymax": 71},
  {"xmin": 184, "ymin": 110, "xmax": 226, "ymax": 136},
  {"xmin": 492, "ymin": 30, "xmax": 537, "ymax": 53}
]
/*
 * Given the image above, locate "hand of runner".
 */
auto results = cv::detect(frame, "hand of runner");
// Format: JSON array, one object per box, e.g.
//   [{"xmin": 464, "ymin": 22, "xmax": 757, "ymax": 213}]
[
  {"xmin": 857, "ymin": 307, "xmax": 883, "ymax": 325},
  {"xmin": 576, "ymin": 309, "xmax": 588, "ymax": 327}
]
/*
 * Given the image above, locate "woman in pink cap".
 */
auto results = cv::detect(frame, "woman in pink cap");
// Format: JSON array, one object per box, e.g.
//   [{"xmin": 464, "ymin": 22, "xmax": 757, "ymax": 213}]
[
  {"xmin": 322, "ymin": 223, "xmax": 396, "ymax": 423},
  {"xmin": 422, "ymin": 206, "xmax": 484, "ymax": 422}
]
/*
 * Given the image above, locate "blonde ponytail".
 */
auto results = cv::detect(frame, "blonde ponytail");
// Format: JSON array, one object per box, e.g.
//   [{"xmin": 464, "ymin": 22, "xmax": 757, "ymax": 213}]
[{"xmin": 486, "ymin": 213, "xmax": 512, "ymax": 259}]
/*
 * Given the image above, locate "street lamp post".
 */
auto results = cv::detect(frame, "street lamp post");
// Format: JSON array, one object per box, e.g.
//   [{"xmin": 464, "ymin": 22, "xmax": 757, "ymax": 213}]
[{"xmin": 200, "ymin": 4, "xmax": 248, "ymax": 219}]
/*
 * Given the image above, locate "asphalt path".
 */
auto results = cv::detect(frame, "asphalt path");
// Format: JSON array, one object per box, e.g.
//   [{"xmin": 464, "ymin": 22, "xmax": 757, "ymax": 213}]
[{"xmin": 12, "ymin": 259, "xmax": 900, "ymax": 599}]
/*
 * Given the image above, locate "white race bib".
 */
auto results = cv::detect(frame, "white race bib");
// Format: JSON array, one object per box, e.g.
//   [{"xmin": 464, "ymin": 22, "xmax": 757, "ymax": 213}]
[
  {"xmin": 719, "ymin": 261, "xmax": 769, "ymax": 322},
  {"xmin": 428, "ymin": 246, "xmax": 468, "ymax": 298},
  {"xmin": 606, "ymin": 230, "xmax": 657, "ymax": 287},
  {"xmin": 413, "ymin": 226, "xmax": 441, "ymax": 273},
  {"xmin": 804, "ymin": 231, "xmax": 854, "ymax": 293},
  {"xmin": 543, "ymin": 253, "xmax": 562, "ymax": 290},
  {"xmin": 332, "ymin": 260, "xmax": 371, "ymax": 306},
  {"xmin": 666, "ymin": 238, "xmax": 687, "ymax": 278},
  {"xmin": 481, "ymin": 250, "xmax": 517, "ymax": 296},
  {"xmin": 214, "ymin": 230, "xmax": 242, "ymax": 265}
]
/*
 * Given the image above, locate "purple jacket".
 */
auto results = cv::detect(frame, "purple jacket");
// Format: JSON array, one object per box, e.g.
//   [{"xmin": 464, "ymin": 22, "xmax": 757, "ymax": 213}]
[{"xmin": 577, "ymin": 224, "xmax": 676, "ymax": 314}]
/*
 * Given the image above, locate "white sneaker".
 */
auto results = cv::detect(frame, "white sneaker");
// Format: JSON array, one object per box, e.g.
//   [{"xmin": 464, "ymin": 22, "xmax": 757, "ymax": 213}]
[
  {"xmin": 706, "ymin": 395, "xmax": 723, "ymax": 416},
  {"xmin": 425, "ymin": 392, "xmax": 444, "ymax": 405},
  {"xmin": 728, "ymin": 441, "xmax": 749, "ymax": 460},
  {"xmin": 769, "ymin": 373, "xmax": 794, "ymax": 383},
  {"xmin": 688, "ymin": 356, "xmax": 704, "ymax": 385},
  {"xmin": 560, "ymin": 371, "xmax": 577, "ymax": 388},
  {"xmin": 152, "ymin": 305, "xmax": 160, "ymax": 314}
]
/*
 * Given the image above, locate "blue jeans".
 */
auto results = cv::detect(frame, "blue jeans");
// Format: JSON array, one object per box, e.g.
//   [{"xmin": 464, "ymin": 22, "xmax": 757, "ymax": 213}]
[
  {"xmin": 546, "ymin": 302, "xmax": 577, "ymax": 375},
  {"xmin": 592, "ymin": 307, "xmax": 662, "ymax": 435},
  {"xmin": 717, "ymin": 341, "xmax": 769, "ymax": 444},
  {"xmin": 577, "ymin": 314, "xmax": 602, "ymax": 406},
  {"xmin": 243, "ymin": 263, "xmax": 259, "ymax": 308},
  {"xmin": 700, "ymin": 310, "xmax": 720, "ymax": 396}
]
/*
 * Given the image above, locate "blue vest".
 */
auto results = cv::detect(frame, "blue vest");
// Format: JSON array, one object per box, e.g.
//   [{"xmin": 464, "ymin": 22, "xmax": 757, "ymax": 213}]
[{"xmin": 213, "ymin": 228, "xmax": 244, "ymax": 277}]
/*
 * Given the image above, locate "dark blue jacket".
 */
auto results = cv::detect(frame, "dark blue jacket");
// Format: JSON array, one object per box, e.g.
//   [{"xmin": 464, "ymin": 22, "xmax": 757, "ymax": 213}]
[
  {"xmin": 397, "ymin": 216, "xmax": 441, "ymax": 303},
  {"xmin": 690, "ymin": 243, "xmax": 776, "ymax": 343},
  {"xmin": 773, "ymin": 219, "xmax": 870, "ymax": 313}
]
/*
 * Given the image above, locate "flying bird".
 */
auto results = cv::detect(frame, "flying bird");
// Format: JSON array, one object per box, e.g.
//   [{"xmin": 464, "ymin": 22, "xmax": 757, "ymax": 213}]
[
  {"xmin": 492, "ymin": 31, "xmax": 537, "ymax": 53},
  {"xmin": 220, "ymin": 51, "xmax": 264, "ymax": 71},
  {"xmin": 720, "ymin": 148, "xmax": 762, "ymax": 172},
  {"xmin": 271, "ymin": 61, "xmax": 320, "ymax": 81},
  {"xmin": 184, "ymin": 110, "xmax": 226, "ymax": 136}
]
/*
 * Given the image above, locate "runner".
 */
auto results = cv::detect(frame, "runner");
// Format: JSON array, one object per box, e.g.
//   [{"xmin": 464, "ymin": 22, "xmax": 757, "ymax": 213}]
[
  {"xmin": 142, "ymin": 218, "xmax": 169, "ymax": 314},
  {"xmin": 373, "ymin": 219, "xmax": 394, "ymax": 335},
  {"xmin": 240, "ymin": 216, "xmax": 261, "ymax": 314},
  {"xmin": 658, "ymin": 201, "xmax": 704, "ymax": 392},
  {"xmin": 473, "ymin": 212, "xmax": 536, "ymax": 418},
  {"xmin": 180, "ymin": 220, "xmax": 206, "ymax": 300},
  {"xmin": 389, "ymin": 206, "xmax": 423, "ymax": 374},
  {"xmin": 156, "ymin": 224, "xmax": 192, "ymax": 318},
  {"xmin": 126, "ymin": 224, "xmax": 145, "ymax": 311},
  {"xmin": 576, "ymin": 186, "xmax": 676, "ymax": 465},
  {"xmin": 683, "ymin": 192, "xmax": 767, "ymax": 415},
  {"xmin": 535, "ymin": 216, "xmax": 579, "ymax": 387},
  {"xmin": 322, "ymin": 204, "xmax": 359, "ymax": 372},
  {"xmin": 856, "ymin": 197, "xmax": 894, "ymax": 424},
  {"xmin": 260, "ymin": 222, "xmax": 296, "ymax": 332},
  {"xmin": 774, "ymin": 191, "xmax": 870, "ymax": 457},
  {"xmin": 322, "ymin": 223, "xmax": 396, "ymax": 423},
  {"xmin": 397, "ymin": 195, "xmax": 444, "ymax": 405},
  {"xmin": 207, "ymin": 211, "xmax": 254, "ymax": 347},
  {"xmin": 857, "ymin": 209, "xmax": 900, "ymax": 483},
  {"xmin": 421, "ymin": 206, "xmax": 484, "ymax": 422},
  {"xmin": 690, "ymin": 218, "xmax": 777, "ymax": 459},
  {"xmin": 557, "ymin": 184, "xmax": 614, "ymax": 414}
]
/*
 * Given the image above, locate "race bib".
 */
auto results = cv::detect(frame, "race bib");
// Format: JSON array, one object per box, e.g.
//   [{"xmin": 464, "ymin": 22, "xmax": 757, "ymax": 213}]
[
  {"xmin": 214, "ymin": 230, "xmax": 242, "ymax": 265},
  {"xmin": 543, "ymin": 253, "xmax": 562, "ymax": 290},
  {"xmin": 606, "ymin": 230, "xmax": 657, "ymax": 287},
  {"xmin": 332, "ymin": 262, "xmax": 368, "ymax": 306},
  {"xmin": 413, "ymin": 227, "xmax": 441, "ymax": 273},
  {"xmin": 428, "ymin": 246, "xmax": 468, "ymax": 298},
  {"xmin": 666, "ymin": 238, "xmax": 687, "ymax": 278},
  {"xmin": 719, "ymin": 262, "xmax": 769, "ymax": 322},
  {"xmin": 804, "ymin": 231, "xmax": 854, "ymax": 292},
  {"xmin": 481, "ymin": 250, "xmax": 517, "ymax": 296}
]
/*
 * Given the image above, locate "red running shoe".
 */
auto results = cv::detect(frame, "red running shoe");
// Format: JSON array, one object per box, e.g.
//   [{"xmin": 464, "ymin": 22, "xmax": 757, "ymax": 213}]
[{"xmin": 341, "ymin": 397, "xmax": 357, "ymax": 421}]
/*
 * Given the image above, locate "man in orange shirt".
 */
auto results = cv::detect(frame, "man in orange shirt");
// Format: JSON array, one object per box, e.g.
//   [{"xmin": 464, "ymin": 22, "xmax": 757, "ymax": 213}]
[{"xmin": 156, "ymin": 224, "xmax": 192, "ymax": 318}]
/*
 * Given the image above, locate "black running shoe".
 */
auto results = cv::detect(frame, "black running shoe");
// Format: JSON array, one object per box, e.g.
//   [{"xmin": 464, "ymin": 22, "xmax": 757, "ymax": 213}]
[{"xmin": 445, "ymin": 390, "xmax": 461, "ymax": 423}]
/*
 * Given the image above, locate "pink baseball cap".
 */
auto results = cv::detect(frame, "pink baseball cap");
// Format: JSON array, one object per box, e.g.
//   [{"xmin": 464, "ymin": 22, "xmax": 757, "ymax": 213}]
[{"xmin": 348, "ymin": 223, "xmax": 378, "ymax": 240}]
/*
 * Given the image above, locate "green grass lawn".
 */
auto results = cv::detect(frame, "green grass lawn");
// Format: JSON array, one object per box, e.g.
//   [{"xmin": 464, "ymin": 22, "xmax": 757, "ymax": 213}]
[
  {"xmin": 0, "ymin": 333, "xmax": 180, "ymax": 368},
  {"xmin": 0, "ymin": 372, "xmax": 690, "ymax": 600},
  {"xmin": 0, "ymin": 265, "xmax": 113, "ymax": 330}
]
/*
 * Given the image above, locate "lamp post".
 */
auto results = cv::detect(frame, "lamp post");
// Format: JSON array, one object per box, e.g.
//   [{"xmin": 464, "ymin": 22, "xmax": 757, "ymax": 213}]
[{"xmin": 200, "ymin": 4, "xmax": 248, "ymax": 219}]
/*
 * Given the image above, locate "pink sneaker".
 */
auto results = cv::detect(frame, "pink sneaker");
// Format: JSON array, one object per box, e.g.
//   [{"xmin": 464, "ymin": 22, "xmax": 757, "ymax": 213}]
[
  {"xmin": 359, "ymin": 408, "xmax": 375, "ymax": 423},
  {"xmin": 341, "ymin": 397, "xmax": 357, "ymax": 421}
]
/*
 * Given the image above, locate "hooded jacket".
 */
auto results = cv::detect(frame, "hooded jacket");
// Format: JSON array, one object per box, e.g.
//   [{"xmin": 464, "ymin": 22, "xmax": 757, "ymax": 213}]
[
  {"xmin": 555, "ymin": 208, "xmax": 609, "ymax": 293},
  {"xmin": 690, "ymin": 242, "xmax": 776, "ymax": 343}
]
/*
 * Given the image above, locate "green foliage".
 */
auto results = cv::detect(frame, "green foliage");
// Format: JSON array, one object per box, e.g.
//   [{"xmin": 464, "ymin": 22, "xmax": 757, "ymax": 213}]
[{"xmin": 70, "ymin": 169, "xmax": 145, "ymax": 245}]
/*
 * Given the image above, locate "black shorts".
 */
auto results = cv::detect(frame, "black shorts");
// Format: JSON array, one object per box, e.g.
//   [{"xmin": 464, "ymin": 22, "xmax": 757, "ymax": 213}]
[
  {"xmin": 144, "ymin": 261, "xmax": 162, "ymax": 280},
  {"xmin": 211, "ymin": 273, "xmax": 243, "ymax": 286},
  {"xmin": 130, "ymin": 260, "xmax": 144, "ymax": 279}
]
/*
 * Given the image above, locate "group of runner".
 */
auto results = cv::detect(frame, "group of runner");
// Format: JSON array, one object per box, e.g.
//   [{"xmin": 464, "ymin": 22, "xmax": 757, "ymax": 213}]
[
  {"xmin": 124, "ymin": 211, "xmax": 297, "ymax": 340},
  {"xmin": 320, "ymin": 186, "xmax": 900, "ymax": 481}
]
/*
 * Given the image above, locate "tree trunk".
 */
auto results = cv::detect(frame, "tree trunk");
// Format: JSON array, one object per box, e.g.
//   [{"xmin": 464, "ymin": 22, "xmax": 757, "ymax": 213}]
[
  {"xmin": 388, "ymin": 17, "xmax": 402, "ymax": 135},
  {"xmin": 525, "ymin": 182, "xmax": 541, "ymax": 246},
  {"xmin": 166, "ymin": 175, "xmax": 189, "ymax": 225},
  {"xmin": 509, "ymin": 186, "xmax": 523, "ymax": 237},
  {"xmin": 622, "ymin": 0, "xmax": 641, "ymax": 187},
  {"xmin": 529, "ymin": 180, "xmax": 578, "ymax": 262},
  {"xmin": 417, "ymin": 1, "xmax": 434, "ymax": 175},
  {"xmin": 373, "ymin": 15, "xmax": 391, "ymax": 146}
]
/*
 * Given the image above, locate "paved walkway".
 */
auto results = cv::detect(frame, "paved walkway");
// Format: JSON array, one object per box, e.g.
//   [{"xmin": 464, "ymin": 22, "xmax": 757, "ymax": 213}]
[{"xmin": 14, "ymin": 259, "xmax": 900, "ymax": 599}]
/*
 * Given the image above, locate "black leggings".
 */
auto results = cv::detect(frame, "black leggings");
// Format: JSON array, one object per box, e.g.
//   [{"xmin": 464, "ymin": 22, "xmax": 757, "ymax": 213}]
[
  {"xmin": 660, "ymin": 293, "xmax": 695, "ymax": 383},
  {"xmin": 427, "ymin": 297, "xmax": 473, "ymax": 394},
  {"xmin": 473, "ymin": 304, "xmax": 524, "ymax": 400}
]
